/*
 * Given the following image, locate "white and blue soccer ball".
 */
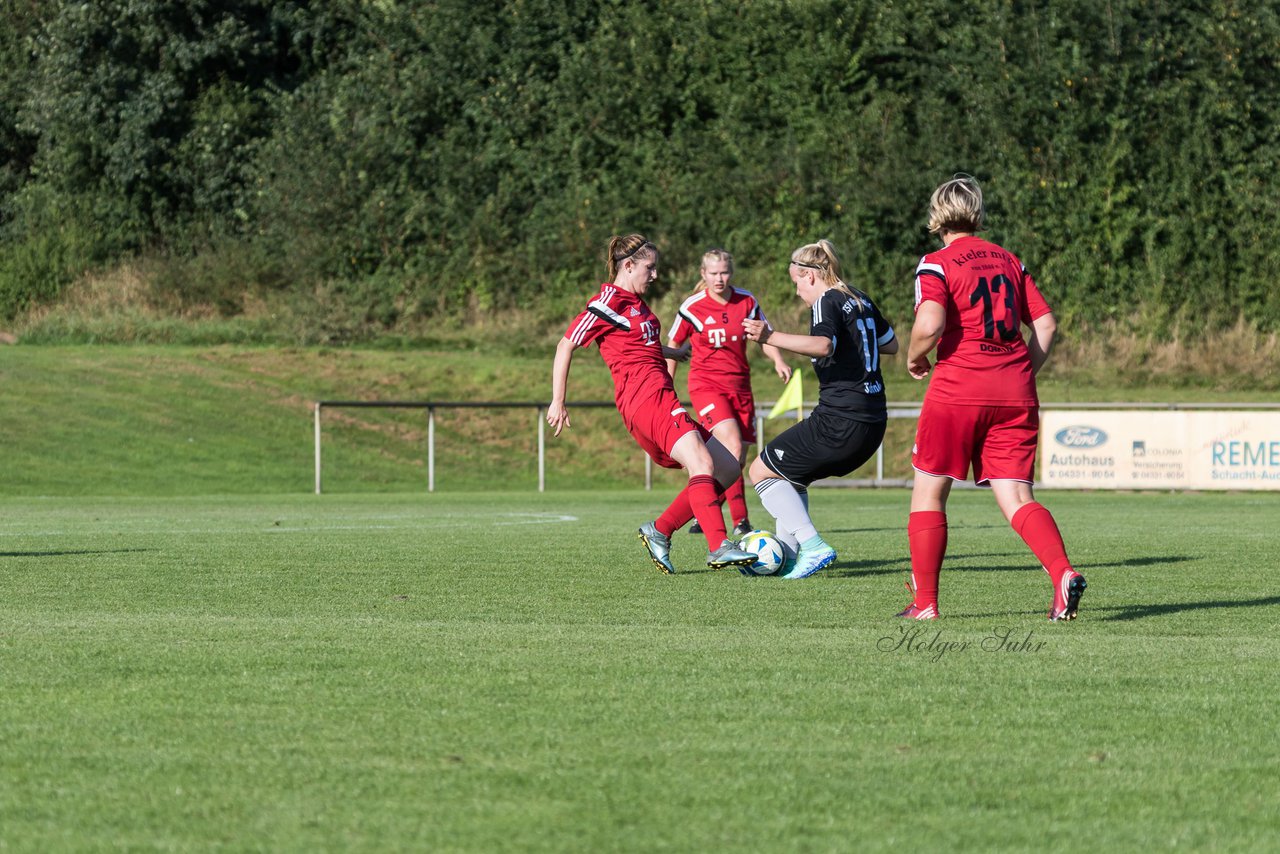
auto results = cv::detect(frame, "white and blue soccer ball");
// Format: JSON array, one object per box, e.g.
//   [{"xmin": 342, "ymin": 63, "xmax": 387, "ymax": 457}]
[{"xmin": 738, "ymin": 530, "xmax": 785, "ymax": 576}]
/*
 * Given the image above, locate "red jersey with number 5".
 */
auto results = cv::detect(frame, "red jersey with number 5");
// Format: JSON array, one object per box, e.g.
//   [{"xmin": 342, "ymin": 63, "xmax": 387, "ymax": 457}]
[
  {"xmin": 565, "ymin": 284, "xmax": 673, "ymax": 410},
  {"xmin": 667, "ymin": 288, "xmax": 766, "ymax": 396},
  {"xmin": 914, "ymin": 236, "xmax": 1051, "ymax": 406}
]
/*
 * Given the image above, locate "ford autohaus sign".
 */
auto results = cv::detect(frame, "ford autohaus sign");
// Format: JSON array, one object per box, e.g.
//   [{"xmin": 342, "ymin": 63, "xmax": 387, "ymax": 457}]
[{"xmin": 1054, "ymin": 426, "xmax": 1108, "ymax": 447}]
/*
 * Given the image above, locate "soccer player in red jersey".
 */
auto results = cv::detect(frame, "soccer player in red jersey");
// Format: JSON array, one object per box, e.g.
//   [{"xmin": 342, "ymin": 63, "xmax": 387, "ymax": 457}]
[
  {"xmin": 665, "ymin": 249, "xmax": 792, "ymax": 538},
  {"xmin": 901, "ymin": 175, "xmax": 1086, "ymax": 621},
  {"xmin": 548, "ymin": 233, "xmax": 757, "ymax": 574},
  {"xmin": 742, "ymin": 240, "xmax": 898, "ymax": 579}
]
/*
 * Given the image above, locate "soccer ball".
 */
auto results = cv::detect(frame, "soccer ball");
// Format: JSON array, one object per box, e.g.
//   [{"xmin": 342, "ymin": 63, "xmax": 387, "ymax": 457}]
[{"xmin": 738, "ymin": 530, "xmax": 785, "ymax": 576}]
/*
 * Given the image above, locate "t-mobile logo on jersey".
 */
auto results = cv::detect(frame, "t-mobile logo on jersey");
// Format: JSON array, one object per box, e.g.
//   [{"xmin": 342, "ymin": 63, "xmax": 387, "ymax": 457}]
[
  {"xmin": 640, "ymin": 319, "xmax": 660, "ymax": 346},
  {"xmin": 707, "ymin": 327, "xmax": 727, "ymax": 348}
]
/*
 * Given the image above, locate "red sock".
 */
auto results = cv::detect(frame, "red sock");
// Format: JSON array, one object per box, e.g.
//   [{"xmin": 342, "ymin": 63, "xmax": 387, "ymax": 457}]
[
  {"xmin": 655, "ymin": 475, "xmax": 728, "ymax": 544},
  {"xmin": 687, "ymin": 474, "xmax": 728, "ymax": 549},
  {"xmin": 654, "ymin": 490, "xmax": 691, "ymax": 537},
  {"xmin": 724, "ymin": 475, "xmax": 749, "ymax": 528},
  {"xmin": 908, "ymin": 511, "xmax": 947, "ymax": 608},
  {"xmin": 1010, "ymin": 502, "xmax": 1073, "ymax": 585}
]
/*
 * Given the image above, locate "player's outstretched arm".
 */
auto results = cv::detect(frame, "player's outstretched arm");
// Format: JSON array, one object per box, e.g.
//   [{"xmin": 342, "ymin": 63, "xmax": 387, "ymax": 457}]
[
  {"xmin": 548, "ymin": 337, "xmax": 578, "ymax": 437},
  {"xmin": 742, "ymin": 319, "xmax": 831, "ymax": 359}
]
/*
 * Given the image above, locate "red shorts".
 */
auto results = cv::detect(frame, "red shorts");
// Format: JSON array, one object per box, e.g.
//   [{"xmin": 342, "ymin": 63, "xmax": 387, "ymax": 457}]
[
  {"xmin": 912, "ymin": 402, "xmax": 1039, "ymax": 485},
  {"xmin": 620, "ymin": 386, "xmax": 706, "ymax": 469},
  {"xmin": 689, "ymin": 388, "xmax": 757, "ymax": 444}
]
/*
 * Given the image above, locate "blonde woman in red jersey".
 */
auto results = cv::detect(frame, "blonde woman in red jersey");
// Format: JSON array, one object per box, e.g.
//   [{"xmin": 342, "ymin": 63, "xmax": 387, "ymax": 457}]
[
  {"xmin": 548, "ymin": 233, "xmax": 757, "ymax": 574},
  {"xmin": 665, "ymin": 249, "xmax": 792, "ymax": 538},
  {"xmin": 901, "ymin": 175, "xmax": 1086, "ymax": 621}
]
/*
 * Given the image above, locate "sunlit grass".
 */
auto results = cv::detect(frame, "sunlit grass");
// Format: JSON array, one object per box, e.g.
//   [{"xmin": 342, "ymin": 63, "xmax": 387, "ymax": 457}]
[{"xmin": 1, "ymin": 489, "xmax": 1277, "ymax": 851}]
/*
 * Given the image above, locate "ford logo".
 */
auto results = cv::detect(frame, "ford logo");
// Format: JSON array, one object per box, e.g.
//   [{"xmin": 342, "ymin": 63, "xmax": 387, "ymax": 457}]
[{"xmin": 1055, "ymin": 426, "xmax": 1108, "ymax": 448}]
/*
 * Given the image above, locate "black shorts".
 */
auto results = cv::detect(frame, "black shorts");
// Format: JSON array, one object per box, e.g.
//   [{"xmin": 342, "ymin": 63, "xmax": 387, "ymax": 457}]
[{"xmin": 759, "ymin": 411, "xmax": 887, "ymax": 487}]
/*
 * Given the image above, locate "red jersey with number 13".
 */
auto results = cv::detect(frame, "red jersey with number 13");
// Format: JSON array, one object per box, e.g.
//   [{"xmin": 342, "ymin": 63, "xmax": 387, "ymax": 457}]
[{"xmin": 914, "ymin": 236, "xmax": 1051, "ymax": 406}]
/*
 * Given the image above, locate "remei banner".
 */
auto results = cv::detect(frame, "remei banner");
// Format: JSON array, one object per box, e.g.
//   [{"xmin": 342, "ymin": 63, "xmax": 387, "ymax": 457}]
[{"xmin": 1040, "ymin": 410, "xmax": 1280, "ymax": 490}]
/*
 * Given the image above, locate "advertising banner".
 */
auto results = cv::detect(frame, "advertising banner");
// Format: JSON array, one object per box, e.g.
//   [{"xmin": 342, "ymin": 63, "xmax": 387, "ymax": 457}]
[{"xmin": 1040, "ymin": 410, "xmax": 1280, "ymax": 490}]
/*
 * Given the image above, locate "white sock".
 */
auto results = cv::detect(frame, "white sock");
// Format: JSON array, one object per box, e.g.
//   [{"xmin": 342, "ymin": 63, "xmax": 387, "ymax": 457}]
[{"xmin": 753, "ymin": 477, "xmax": 818, "ymax": 548}]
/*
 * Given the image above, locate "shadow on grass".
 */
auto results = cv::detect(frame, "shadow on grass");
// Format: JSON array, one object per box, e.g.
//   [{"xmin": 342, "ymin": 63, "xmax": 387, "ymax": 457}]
[
  {"xmin": 1100, "ymin": 595, "xmax": 1280, "ymax": 622},
  {"xmin": 826, "ymin": 523, "xmax": 1010, "ymax": 534},
  {"xmin": 827, "ymin": 559, "xmax": 907, "ymax": 578},
  {"xmin": 0, "ymin": 549, "xmax": 155, "ymax": 558},
  {"xmin": 826, "ymin": 526, "xmax": 908, "ymax": 535},
  {"xmin": 829, "ymin": 552, "xmax": 1201, "ymax": 580},
  {"xmin": 827, "ymin": 551, "xmax": 1042, "ymax": 579},
  {"xmin": 1081, "ymin": 554, "xmax": 1197, "ymax": 570}
]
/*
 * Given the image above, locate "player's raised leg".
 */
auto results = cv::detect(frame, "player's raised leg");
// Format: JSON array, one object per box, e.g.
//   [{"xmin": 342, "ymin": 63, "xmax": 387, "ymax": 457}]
[{"xmin": 995, "ymin": 481, "xmax": 1086, "ymax": 620}]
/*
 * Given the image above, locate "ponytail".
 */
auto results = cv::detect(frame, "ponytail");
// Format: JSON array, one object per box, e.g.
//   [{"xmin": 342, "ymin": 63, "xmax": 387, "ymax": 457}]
[
  {"xmin": 607, "ymin": 234, "xmax": 656, "ymax": 281},
  {"xmin": 791, "ymin": 239, "xmax": 864, "ymax": 306}
]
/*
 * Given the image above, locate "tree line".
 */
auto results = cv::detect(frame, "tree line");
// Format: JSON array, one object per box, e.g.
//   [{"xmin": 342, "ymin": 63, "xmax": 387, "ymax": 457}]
[{"xmin": 2, "ymin": 0, "xmax": 1278, "ymax": 340}]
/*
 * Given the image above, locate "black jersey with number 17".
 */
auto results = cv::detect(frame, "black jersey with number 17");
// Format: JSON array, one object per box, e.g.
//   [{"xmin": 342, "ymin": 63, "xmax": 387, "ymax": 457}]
[{"xmin": 809, "ymin": 287, "xmax": 896, "ymax": 423}]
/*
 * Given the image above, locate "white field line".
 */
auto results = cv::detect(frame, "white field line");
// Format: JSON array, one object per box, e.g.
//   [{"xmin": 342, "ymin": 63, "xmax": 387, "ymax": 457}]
[{"xmin": 0, "ymin": 512, "xmax": 579, "ymax": 537}]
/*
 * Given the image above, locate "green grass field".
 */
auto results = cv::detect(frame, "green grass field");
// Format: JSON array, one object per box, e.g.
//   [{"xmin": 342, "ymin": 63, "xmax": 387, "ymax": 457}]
[
  {"xmin": 3, "ymin": 488, "xmax": 1278, "ymax": 851},
  {"xmin": 3, "ymin": 345, "xmax": 1278, "ymax": 850}
]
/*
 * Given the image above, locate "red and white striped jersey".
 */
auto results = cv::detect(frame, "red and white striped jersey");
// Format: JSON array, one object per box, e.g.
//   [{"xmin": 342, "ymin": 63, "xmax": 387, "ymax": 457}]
[
  {"xmin": 667, "ymin": 288, "xmax": 767, "ymax": 396},
  {"xmin": 565, "ymin": 283, "xmax": 674, "ymax": 410}
]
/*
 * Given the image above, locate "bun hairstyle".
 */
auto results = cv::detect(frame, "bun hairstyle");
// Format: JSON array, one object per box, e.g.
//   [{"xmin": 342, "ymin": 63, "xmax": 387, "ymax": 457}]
[
  {"xmin": 791, "ymin": 239, "xmax": 864, "ymax": 306},
  {"xmin": 696, "ymin": 248, "xmax": 734, "ymax": 292},
  {"xmin": 928, "ymin": 173, "xmax": 985, "ymax": 235},
  {"xmin": 607, "ymin": 234, "xmax": 657, "ymax": 281}
]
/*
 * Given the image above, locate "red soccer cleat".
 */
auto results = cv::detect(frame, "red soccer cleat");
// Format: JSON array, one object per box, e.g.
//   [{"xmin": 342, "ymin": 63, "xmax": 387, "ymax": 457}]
[
  {"xmin": 896, "ymin": 603, "xmax": 939, "ymax": 620},
  {"xmin": 1049, "ymin": 570, "xmax": 1087, "ymax": 621}
]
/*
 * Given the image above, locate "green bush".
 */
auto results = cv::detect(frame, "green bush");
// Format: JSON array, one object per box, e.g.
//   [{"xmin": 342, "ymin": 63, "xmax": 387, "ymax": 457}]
[
  {"xmin": 0, "ymin": 187, "xmax": 103, "ymax": 318},
  {"xmin": 3, "ymin": 1, "xmax": 1280, "ymax": 335}
]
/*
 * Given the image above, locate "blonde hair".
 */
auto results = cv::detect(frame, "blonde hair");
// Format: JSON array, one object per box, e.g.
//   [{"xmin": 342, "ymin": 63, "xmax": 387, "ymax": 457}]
[
  {"xmin": 607, "ymin": 233, "xmax": 656, "ymax": 281},
  {"xmin": 927, "ymin": 173, "xmax": 985, "ymax": 235},
  {"xmin": 696, "ymin": 248, "xmax": 734, "ymax": 292},
  {"xmin": 791, "ymin": 239, "xmax": 856, "ymax": 295}
]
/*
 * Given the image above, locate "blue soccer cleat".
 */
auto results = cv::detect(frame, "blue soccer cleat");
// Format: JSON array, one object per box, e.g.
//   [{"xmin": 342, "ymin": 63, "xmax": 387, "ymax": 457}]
[{"xmin": 782, "ymin": 544, "xmax": 837, "ymax": 579}]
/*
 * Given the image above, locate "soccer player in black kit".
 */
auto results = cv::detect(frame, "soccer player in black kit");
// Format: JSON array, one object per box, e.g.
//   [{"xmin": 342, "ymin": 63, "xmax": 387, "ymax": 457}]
[{"xmin": 742, "ymin": 239, "xmax": 898, "ymax": 579}]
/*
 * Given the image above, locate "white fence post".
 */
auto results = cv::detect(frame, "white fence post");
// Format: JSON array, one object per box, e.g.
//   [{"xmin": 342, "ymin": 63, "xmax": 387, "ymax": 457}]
[
  {"xmin": 427, "ymin": 407, "xmax": 435, "ymax": 493},
  {"xmin": 314, "ymin": 403, "xmax": 322, "ymax": 495},
  {"xmin": 537, "ymin": 406, "xmax": 546, "ymax": 493}
]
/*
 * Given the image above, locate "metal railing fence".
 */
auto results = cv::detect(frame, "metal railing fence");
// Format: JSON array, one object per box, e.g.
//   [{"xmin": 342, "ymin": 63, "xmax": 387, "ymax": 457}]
[{"xmin": 312, "ymin": 399, "xmax": 1280, "ymax": 494}]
